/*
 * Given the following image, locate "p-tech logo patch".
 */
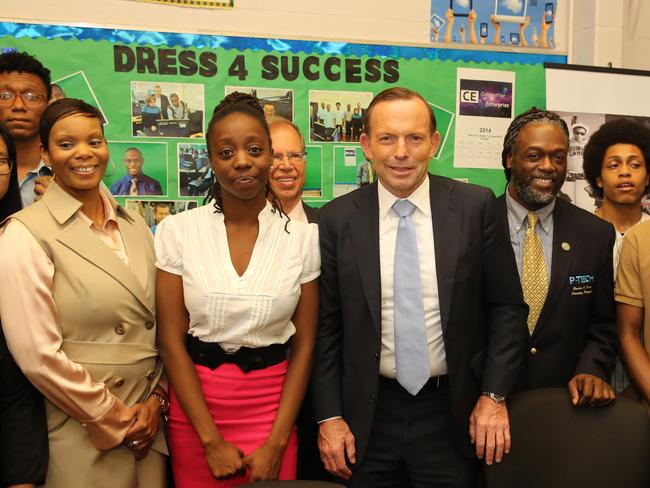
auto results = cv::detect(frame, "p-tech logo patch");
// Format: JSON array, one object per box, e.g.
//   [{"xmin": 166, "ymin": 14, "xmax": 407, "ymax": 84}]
[{"xmin": 569, "ymin": 275, "xmax": 594, "ymax": 296}]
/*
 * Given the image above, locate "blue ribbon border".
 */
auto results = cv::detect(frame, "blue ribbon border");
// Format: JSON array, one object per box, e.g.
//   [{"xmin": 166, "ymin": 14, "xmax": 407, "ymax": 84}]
[{"xmin": 0, "ymin": 22, "xmax": 566, "ymax": 65}]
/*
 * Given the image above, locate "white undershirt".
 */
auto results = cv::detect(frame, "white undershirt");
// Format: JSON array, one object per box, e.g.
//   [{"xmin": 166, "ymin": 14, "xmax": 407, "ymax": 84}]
[{"xmin": 377, "ymin": 176, "xmax": 447, "ymax": 378}]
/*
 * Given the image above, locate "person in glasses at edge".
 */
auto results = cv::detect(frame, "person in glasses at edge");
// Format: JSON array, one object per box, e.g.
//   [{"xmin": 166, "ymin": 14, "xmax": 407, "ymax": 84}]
[
  {"xmin": 0, "ymin": 123, "xmax": 49, "ymax": 488},
  {"xmin": 266, "ymin": 116, "xmax": 327, "ymax": 481},
  {"xmin": 267, "ymin": 117, "xmax": 319, "ymax": 224},
  {"xmin": 0, "ymin": 51, "xmax": 53, "ymax": 206}
]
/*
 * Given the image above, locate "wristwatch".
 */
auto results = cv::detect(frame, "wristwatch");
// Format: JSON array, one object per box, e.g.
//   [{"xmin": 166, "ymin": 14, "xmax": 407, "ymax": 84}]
[{"xmin": 481, "ymin": 392, "xmax": 507, "ymax": 404}]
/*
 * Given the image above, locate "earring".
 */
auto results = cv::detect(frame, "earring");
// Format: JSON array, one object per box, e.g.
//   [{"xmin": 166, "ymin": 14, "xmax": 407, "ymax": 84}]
[{"xmin": 104, "ymin": 159, "xmax": 117, "ymax": 178}]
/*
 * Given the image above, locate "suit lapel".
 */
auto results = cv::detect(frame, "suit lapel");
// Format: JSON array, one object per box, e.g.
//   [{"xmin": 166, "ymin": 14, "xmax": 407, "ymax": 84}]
[
  {"xmin": 119, "ymin": 211, "xmax": 153, "ymax": 308},
  {"xmin": 44, "ymin": 183, "xmax": 154, "ymax": 316},
  {"xmin": 534, "ymin": 199, "xmax": 576, "ymax": 335},
  {"xmin": 429, "ymin": 176, "xmax": 460, "ymax": 335},
  {"xmin": 348, "ymin": 185, "xmax": 382, "ymax": 336}
]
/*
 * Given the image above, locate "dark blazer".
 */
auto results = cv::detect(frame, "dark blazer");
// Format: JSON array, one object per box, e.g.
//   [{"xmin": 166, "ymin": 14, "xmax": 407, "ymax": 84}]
[
  {"xmin": 303, "ymin": 201, "xmax": 319, "ymax": 224},
  {"xmin": 312, "ymin": 175, "xmax": 528, "ymax": 462},
  {"xmin": 496, "ymin": 195, "xmax": 617, "ymax": 389},
  {"xmin": 0, "ymin": 327, "xmax": 48, "ymax": 486},
  {"xmin": 111, "ymin": 173, "xmax": 163, "ymax": 196}
]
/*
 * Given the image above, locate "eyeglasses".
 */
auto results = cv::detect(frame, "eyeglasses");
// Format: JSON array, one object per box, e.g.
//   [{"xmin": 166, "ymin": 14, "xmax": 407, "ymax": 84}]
[
  {"xmin": 0, "ymin": 91, "xmax": 47, "ymax": 107},
  {"xmin": 272, "ymin": 152, "xmax": 306, "ymax": 164},
  {"xmin": 0, "ymin": 157, "xmax": 13, "ymax": 175}
]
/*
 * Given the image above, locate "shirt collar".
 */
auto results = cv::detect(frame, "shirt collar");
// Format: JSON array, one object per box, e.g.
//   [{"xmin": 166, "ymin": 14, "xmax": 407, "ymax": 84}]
[
  {"xmin": 77, "ymin": 189, "xmax": 119, "ymax": 230},
  {"xmin": 505, "ymin": 185, "xmax": 555, "ymax": 235},
  {"xmin": 378, "ymin": 175, "xmax": 431, "ymax": 219},
  {"xmin": 26, "ymin": 159, "xmax": 53, "ymax": 177}
]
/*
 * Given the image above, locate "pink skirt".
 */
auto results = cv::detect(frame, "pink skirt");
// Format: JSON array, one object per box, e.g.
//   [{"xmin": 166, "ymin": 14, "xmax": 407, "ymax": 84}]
[{"xmin": 168, "ymin": 360, "xmax": 297, "ymax": 487}]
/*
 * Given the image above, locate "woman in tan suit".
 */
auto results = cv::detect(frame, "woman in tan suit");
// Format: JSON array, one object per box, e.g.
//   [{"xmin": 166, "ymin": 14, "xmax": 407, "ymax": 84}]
[{"xmin": 0, "ymin": 99, "xmax": 168, "ymax": 487}]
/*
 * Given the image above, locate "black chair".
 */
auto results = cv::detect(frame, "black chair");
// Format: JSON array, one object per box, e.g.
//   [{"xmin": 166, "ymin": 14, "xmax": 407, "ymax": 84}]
[
  {"xmin": 240, "ymin": 482, "xmax": 344, "ymax": 488},
  {"xmin": 484, "ymin": 387, "xmax": 650, "ymax": 488}
]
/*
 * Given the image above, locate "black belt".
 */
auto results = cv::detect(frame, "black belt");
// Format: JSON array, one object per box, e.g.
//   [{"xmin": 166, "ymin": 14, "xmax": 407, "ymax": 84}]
[{"xmin": 185, "ymin": 335, "xmax": 288, "ymax": 373}]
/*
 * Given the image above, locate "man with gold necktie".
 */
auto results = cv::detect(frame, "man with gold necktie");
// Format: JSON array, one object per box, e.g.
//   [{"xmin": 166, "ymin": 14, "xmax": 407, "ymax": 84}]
[{"xmin": 497, "ymin": 107, "xmax": 617, "ymax": 406}]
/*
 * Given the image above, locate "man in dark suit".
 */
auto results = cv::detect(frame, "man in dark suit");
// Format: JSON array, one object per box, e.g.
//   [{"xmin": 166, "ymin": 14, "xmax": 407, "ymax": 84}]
[
  {"xmin": 268, "ymin": 117, "xmax": 318, "ymax": 224},
  {"xmin": 312, "ymin": 87, "xmax": 528, "ymax": 487},
  {"xmin": 111, "ymin": 147, "xmax": 163, "ymax": 196},
  {"xmin": 497, "ymin": 107, "xmax": 617, "ymax": 405}
]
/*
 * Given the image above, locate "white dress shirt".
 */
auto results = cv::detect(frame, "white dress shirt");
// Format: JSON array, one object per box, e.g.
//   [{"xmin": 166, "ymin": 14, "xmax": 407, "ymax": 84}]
[
  {"xmin": 287, "ymin": 200, "xmax": 308, "ymax": 224},
  {"xmin": 155, "ymin": 202, "xmax": 320, "ymax": 352},
  {"xmin": 377, "ymin": 176, "xmax": 447, "ymax": 378}
]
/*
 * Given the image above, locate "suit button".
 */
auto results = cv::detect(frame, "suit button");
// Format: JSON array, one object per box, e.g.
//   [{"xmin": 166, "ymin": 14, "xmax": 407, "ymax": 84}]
[
  {"xmin": 373, "ymin": 352, "xmax": 379, "ymax": 361},
  {"xmin": 146, "ymin": 370, "xmax": 156, "ymax": 381},
  {"xmin": 113, "ymin": 378, "xmax": 125, "ymax": 388},
  {"xmin": 530, "ymin": 347, "xmax": 538, "ymax": 355},
  {"xmin": 144, "ymin": 320, "xmax": 154, "ymax": 329},
  {"xmin": 370, "ymin": 394, "xmax": 376, "ymax": 402},
  {"xmin": 114, "ymin": 324, "xmax": 125, "ymax": 335}
]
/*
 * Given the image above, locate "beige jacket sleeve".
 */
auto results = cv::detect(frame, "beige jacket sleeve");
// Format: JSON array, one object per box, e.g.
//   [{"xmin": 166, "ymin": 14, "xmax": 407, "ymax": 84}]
[{"xmin": 0, "ymin": 220, "xmax": 134, "ymax": 450}]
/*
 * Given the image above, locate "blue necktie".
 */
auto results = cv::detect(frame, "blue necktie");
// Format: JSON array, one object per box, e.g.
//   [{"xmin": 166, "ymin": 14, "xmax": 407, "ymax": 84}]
[{"xmin": 393, "ymin": 199, "xmax": 430, "ymax": 395}]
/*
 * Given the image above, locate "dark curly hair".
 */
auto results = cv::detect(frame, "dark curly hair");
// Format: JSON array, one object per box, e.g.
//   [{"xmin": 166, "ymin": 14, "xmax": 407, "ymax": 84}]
[
  {"xmin": 0, "ymin": 51, "xmax": 52, "ymax": 101},
  {"xmin": 205, "ymin": 92, "xmax": 288, "ymax": 228},
  {"xmin": 583, "ymin": 118, "xmax": 650, "ymax": 199},
  {"xmin": 501, "ymin": 107, "xmax": 569, "ymax": 182}
]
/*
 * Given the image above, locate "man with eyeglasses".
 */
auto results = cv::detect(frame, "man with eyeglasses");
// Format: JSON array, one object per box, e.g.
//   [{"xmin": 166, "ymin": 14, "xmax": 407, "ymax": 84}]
[
  {"xmin": 267, "ymin": 116, "xmax": 325, "ymax": 482},
  {"xmin": 0, "ymin": 51, "xmax": 53, "ymax": 206},
  {"xmin": 268, "ymin": 117, "xmax": 318, "ymax": 224}
]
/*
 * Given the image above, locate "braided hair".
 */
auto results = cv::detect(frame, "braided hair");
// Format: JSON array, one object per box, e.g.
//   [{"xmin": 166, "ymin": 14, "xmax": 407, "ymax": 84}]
[
  {"xmin": 501, "ymin": 107, "xmax": 569, "ymax": 182},
  {"xmin": 204, "ymin": 92, "xmax": 289, "ymax": 229}
]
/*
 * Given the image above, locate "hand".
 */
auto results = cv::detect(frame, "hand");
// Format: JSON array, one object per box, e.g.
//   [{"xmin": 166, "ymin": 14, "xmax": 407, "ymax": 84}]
[
  {"xmin": 318, "ymin": 418, "xmax": 356, "ymax": 479},
  {"xmin": 445, "ymin": 8, "xmax": 454, "ymax": 22},
  {"xmin": 123, "ymin": 397, "xmax": 161, "ymax": 460},
  {"xmin": 568, "ymin": 374, "xmax": 615, "ymax": 407},
  {"xmin": 243, "ymin": 442, "xmax": 285, "ymax": 481},
  {"xmin": 468, "ymin": 9, "xmax": 477, "ymax": 25},
  {"xmin": 469, "ymin": 396, "xmax": 511, "ymax": 465},
  {"xmin": 521, "ymin": 15, "xmax": 530, "ymax": 29},
  {"xmin": 34, "ymin": 175, "xmax": 53, "ymax": 201},
  {"xmin": 204, "ymin": 439, "xmax": 246, "ymax": 480}
]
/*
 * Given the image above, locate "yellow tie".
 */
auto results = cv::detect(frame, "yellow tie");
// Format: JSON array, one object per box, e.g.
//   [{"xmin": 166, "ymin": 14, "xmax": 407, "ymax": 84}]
[
  {"xmin": 129, "ymin": 178, "xmax": 138, "ymax": 196},
  {"xmin": 522, "ymin": 212, "xmax": 548, "ymax": 335}
]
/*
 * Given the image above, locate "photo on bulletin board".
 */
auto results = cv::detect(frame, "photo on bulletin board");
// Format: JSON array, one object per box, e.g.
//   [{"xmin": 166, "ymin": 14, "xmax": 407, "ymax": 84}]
[
  {"xmin": 104, "ymin": 141, "xmax": 168, "ymax": 197},
  {"xmin": 554, "ymin": 111, "xmax": 650, "ymax": 213},
  {"xmin": 124, "ymin": 200, "xmax": 199, "ymax": 235},
  {"xmin": 131, "ymin": 81, "xmax": 204, "ymax": 138},
  {"xmin": 303, "ymin": 144, "xmax": 324, "ymax": 198},
  {"xmin": 52, "ymin": 71, "xmax": 108, "ymax": 124},
  {"xmin": 332, "ymin": 146, "xmax": 371, "ymax": 197},
  {"xmin": 309, "ymin": 90, "xmax": 373, "ymax": 143},
  {"xmin": 178, "ymin": 142, "xmax": 211, "ymax": 197},
  {"xmin": 430, "ymin": 0, "xmax": 557, "ymax": 49},
  {"xmin": 224, "ymin": 86, "xmax": 294, "ymax": 121}
]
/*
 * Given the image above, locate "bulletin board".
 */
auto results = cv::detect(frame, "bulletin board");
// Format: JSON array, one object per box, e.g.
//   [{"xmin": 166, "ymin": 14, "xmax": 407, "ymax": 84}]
[{"xmin": 0, "ymin": 22, "xmax": 565, "ymax": 213}]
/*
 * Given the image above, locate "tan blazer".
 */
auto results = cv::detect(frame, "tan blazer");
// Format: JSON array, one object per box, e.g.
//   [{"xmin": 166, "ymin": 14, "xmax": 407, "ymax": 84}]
[{"xmin": 12, "ymin": 182, "xmax": 167, "ymax": 488}]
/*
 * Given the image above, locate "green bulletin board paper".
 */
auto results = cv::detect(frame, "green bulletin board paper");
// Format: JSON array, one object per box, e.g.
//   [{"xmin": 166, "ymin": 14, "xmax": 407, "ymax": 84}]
[{"xmin": 0, "ymin": 23, "xmax": 565, "ymax": 207}]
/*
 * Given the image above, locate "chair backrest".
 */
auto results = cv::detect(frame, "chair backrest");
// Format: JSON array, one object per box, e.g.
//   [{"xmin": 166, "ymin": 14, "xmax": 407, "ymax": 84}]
[
  {"xmin": 239, "ymin": 482, "xmax": 344, "ymax": 488},
  {"xmin": 485, "ymin": 388, "xmax": 650, "ymax": 488}
]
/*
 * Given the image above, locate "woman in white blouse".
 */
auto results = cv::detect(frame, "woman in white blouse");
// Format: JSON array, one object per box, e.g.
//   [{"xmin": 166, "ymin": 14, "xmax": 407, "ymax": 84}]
[{"xmin": 156, "ymin": 92, "xmax": 319, "ymax": 487}]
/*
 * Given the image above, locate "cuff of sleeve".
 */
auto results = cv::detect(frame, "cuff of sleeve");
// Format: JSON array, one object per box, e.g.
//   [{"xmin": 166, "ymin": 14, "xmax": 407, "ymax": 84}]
[
  {"xmin": 155, "ymin": 262, "xmax": 183, "ymax": 276},
  {"xmin": 82, "ymin": 396, "xmax": 133, "ymax": 450},
  {"xmin": 615, "ymin": 295, "xmax": 644, "ymax": 308},
  {"xmin": 300, "ymin": 270, "xmax": 321, "ymax": 285},
  {"xmin": 317, "ymin": 415, "xmax": 343, "ymax": 424}
]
